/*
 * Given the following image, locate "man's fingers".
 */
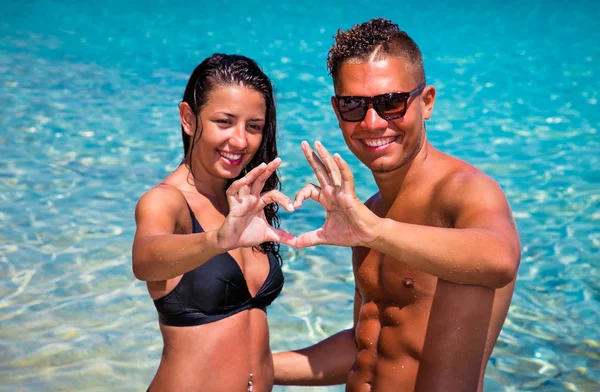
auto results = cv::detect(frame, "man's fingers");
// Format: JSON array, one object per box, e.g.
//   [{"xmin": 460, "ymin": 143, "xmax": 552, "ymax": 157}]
[
  {"xmin": 261, "ymin": 189, "xmax": 294, "ymax": 212},
  {"xmin": 314, "ymin": 141, "xmax": 342, "ymax": 187},
  {"xmin": 301, "ymin": 141, "xmax": 330, "ymax": 188},
  {"xmin": 293, "ymin": 183, "xmax": 322, "ymax": 209},
  {"xmin": 250, "ymin": 157, "xmax": 281, "ymax": 195},
  {"xmin": 334, "ymin": 153, "xmax": 356, "ymax": 194}
]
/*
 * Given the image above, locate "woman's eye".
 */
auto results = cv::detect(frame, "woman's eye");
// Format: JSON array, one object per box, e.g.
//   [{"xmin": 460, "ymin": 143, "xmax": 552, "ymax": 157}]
[{"xmin": 216, "ymin": 119, "xmax": 230, "ymax": 125}]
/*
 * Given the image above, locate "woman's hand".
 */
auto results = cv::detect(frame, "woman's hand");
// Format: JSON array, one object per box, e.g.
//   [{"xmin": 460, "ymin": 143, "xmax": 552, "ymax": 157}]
[
  {"xmin": 217, "ymin": 157, "xmax": 297, "ymax": 250},
  {"xmin": 293, "ymin": 141, "xmax": 382, "ymax": 249}
]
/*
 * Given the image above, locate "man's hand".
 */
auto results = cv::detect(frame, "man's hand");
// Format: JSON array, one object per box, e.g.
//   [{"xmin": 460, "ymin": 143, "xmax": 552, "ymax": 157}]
[{"xmin": 294, "ymin": 141, "xmax": 381, "ymax": 249}]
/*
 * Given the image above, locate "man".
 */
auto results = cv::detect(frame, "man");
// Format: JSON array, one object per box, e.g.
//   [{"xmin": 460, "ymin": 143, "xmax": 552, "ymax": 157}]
[{"xmin": 274, "ymin": 18, "xmax": 521, "ymax": 391}]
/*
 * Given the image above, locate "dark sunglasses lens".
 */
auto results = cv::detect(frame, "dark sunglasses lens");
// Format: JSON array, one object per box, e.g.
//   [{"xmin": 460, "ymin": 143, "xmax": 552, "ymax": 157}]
[
  {"xmin": 374, "ymin": 93, "xmax": 408, "ymax": 119},
  {"xmin": 337, "ymin": 97, "xmax": 367, "ymax": 121}
]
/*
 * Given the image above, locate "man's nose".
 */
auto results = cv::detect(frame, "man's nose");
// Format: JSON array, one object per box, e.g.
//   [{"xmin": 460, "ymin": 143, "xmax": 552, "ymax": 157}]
[{"xmin": 361, "ymin": 106, "xmax": 388, "ymax": 130}]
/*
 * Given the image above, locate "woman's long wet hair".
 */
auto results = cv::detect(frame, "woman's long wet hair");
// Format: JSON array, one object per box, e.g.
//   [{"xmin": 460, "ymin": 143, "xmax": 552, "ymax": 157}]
[{"xmin": 181, "ymin": 54, "xmax": 281, "ymax": 262}]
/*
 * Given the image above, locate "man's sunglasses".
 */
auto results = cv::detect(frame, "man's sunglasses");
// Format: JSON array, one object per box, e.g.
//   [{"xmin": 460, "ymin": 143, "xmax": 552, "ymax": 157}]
[{"xmin": 334, "ymin": 84, "xmax": 425, "ymax": 122}]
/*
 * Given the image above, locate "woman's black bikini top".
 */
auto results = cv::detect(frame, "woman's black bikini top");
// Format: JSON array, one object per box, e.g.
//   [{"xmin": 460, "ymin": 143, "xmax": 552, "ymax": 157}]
[{"xmin": 153, "ymin": 204, "xmax": 284, "ymax": 326}]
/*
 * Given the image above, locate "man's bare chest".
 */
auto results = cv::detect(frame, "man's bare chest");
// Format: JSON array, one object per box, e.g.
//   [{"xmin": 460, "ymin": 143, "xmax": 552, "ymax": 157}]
[
  {"xmin": 353, "ymin": 247, "xmax": 437, "ymax": 307},
  {"xmin": 355, "ymin": 191, "xmax": 450, "ymax": 301}
]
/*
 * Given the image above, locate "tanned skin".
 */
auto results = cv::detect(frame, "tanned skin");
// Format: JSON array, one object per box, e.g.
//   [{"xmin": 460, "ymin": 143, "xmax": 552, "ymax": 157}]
[
  {"xmin": 273, "ymin": 57, "xmax": 521, "ymax": 391},
  {"xmin": 133, "ymin": 86, "xmax": 295, "ymax": 392}
]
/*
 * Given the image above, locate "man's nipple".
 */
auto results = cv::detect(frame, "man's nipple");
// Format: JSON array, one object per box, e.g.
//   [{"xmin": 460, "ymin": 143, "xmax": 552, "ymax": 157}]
[{"xmin": 403, "ymin": 277, "xmax": 415, "ymax": 288}]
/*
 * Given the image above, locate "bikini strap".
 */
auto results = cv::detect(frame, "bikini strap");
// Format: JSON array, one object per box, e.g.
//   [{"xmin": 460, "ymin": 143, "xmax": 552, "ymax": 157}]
[{"xmin": 182, "ymin": 198, "xmax": 204, "ymax": 233}]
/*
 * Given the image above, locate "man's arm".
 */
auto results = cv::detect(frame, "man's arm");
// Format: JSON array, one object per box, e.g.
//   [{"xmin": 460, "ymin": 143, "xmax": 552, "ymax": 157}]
[
  {"xmin": 294, "ymin": 141, "xmax": 521, "ymax": 289},
  {"xmin": 370, "ymin": 173, "xmax": 521, "ymax": 288},
  {"xmin": 415, "ymin": 280, "xmax": 495, "ymax": 391},
  {"xmin": 273, "ymin": 288, "xmax": 361, "ymax": 385}
]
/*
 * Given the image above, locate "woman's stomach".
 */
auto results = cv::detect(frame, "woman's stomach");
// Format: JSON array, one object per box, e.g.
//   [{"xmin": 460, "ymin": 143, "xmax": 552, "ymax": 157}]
[{"xmin": 151, "ymin": 308, "xmax": 273, "ymax": 391}]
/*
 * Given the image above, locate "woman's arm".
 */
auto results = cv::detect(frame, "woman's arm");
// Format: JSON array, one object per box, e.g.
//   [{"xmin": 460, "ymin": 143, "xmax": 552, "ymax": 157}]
[
  {"xmin": 132, "ymin": 185, "xmax": 226, "ymax": 282},
  {"xmin": 132, "ymin": 159, "xmax": 295, "ymax": 282}
]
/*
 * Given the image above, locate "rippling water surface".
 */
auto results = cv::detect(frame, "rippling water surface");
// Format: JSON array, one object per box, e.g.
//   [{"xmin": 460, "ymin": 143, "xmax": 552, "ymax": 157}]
[{"xmin": 1, "ymin": 1, "xmax": 598, "ymax": 391}]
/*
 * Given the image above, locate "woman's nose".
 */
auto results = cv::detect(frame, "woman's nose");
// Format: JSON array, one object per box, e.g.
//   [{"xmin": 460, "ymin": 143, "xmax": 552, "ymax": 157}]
[{"xmin": 228, "ymin": 124, "xmax": 248, "ymax": 149}]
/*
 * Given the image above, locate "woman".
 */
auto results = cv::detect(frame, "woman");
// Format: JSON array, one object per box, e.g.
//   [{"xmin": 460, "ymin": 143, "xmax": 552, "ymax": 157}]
[{"xmin": 132, "ymin": 54, "xmax": 296, "ymax": 391}]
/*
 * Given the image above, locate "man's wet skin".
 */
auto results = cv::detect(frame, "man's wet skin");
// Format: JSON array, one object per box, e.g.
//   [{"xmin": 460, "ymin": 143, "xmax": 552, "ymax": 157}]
[
  {"xmin": 323, "ymin": 55, "xmax": 519, "ymax": 391},
  {"xmin": 272, "ymin": 49, "xmax": 520, "ymax": 391},
  {"xmin": 345, "ymin": 174, "xmax": 516, "ymax": 392}
]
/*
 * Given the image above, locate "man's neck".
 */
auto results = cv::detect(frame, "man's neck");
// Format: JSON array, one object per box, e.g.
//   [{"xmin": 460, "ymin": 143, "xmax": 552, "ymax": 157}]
[{"xmin": 372, "ymin": 140, "xmax": 433, "ymax": 206}]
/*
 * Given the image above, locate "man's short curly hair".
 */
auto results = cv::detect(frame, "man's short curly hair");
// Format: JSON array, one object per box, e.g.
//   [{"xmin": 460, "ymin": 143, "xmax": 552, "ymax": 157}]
[{"xmin": 327, "ymin": 18, "xmax": 425, "ymax": 86}]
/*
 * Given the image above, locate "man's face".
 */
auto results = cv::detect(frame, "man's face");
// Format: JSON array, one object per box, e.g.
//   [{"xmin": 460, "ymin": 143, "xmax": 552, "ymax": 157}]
[{"xmin": 331, "ymin": 57, "xmax": 435, "ymax": 173}]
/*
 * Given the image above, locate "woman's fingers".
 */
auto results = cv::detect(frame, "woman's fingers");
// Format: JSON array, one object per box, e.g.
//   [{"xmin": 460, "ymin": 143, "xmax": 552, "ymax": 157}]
[
  {"xmin": 314, "ymin": 141, "xmax": 342, "ymax": 187},
  {"xmin": 227, "ymin": 162, "xmax": 267, "ymax": 197},
  {"xmin": 294, "ymin": 228, "xmax": 326, "ymax": 248},
  {"xmin": 266, "ymin": 227, "xmax": 297, "ymax": 247},
  {"xmin": 250, "ymin": 157, "xmax": 281, "ymax": 195},
  {"xmin": 293, "ymin": 183, "xmax": 322, "ymax": 209},
  {"xmin": 261, "ymin": 189, "xmax": 294, "ymax": 212}
]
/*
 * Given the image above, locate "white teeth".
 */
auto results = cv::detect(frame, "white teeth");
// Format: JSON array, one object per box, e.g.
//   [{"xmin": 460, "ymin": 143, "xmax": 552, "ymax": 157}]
[
  {"xmin": 363, "ymin": 137, "xmax": 397, "ymax": 147},
  {"xmin": 221, "ymin": 152, "xmax": 242, "ymax": 160}
]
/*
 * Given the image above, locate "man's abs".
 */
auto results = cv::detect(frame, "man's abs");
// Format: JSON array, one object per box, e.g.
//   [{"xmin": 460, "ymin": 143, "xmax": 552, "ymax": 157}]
[{"xmin": 346, "ymin": 299, "xmax": 431, "ymax": 392}]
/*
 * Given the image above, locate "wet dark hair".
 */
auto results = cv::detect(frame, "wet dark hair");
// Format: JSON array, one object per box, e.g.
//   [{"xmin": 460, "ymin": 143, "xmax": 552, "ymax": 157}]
[
  {"xmin": 327, "ymin": 18, "xmax": 425, "ymax": 86},
  {"xmin": 180, "ymin": 53, "xmax": 281, "ymax": 262}
]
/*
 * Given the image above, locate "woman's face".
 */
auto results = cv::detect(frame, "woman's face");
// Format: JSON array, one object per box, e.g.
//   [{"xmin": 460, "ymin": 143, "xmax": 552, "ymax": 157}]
[{"xmin": 188, "ymin": 84, "xmax": 267, "ymax": 181}]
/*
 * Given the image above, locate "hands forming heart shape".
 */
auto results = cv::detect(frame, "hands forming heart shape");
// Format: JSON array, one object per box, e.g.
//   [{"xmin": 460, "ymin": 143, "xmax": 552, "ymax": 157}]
[{"xmin": 216, "ymin": 141, "xmax": 382, "ymax": 251}]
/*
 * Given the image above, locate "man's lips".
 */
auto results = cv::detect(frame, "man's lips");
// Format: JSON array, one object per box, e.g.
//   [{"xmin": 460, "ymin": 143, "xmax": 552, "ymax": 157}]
[{"xmin": 360, "ymin": 136, "xmax": 401, "ymax": 150}]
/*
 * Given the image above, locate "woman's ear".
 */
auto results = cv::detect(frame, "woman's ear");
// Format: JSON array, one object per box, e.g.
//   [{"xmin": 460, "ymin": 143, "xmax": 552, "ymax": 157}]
[{"xmin": 179, "ymin": 102, "xmax": 196, "ymax": 136}]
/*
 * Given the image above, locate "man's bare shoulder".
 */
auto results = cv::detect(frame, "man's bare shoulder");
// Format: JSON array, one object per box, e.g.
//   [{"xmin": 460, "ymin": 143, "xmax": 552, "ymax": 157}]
[
  {"xmin": 434, "ymin": 153, "xmax": 513, "ymax": 224},
  {"xmin": 436, "ymin": 153, "xmax": 503, "ymax": 197}
]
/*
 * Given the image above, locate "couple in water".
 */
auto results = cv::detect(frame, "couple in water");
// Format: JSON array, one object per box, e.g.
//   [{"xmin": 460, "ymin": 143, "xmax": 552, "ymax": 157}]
[{"xmin": 132, "ymin": 18, "xmax": 521, "ymax": 392}]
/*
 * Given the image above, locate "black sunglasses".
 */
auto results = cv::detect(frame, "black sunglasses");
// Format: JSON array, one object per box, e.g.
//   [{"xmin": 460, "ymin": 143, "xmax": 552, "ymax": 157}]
[{"xmin": 334, "ymin": 84, "xmax": 425, "ymax": 122}]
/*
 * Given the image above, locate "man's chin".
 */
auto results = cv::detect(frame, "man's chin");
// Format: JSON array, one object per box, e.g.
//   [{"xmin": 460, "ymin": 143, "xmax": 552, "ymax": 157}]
[
  {"xmin": 361, "ymin": 158, "xmax": 395, "ymax": 173},
  {"xmin": 370, "ymin": 164, "xmax": 399, "ymax": 174}
]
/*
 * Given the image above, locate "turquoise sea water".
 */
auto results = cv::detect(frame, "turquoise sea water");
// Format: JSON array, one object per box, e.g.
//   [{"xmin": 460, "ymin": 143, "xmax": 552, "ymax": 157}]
[{"xmin": 1, "ymin": 0, "xmax": 598, "ymax": 391}]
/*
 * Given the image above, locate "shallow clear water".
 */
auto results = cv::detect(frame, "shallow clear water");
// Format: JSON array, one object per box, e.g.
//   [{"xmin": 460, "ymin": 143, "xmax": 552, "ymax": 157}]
[{"xmin": 0, "ymin": 0, "xmax": 598, "ymax": 391}]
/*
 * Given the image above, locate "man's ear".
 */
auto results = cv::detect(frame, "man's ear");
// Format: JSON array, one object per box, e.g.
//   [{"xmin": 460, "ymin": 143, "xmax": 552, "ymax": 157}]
[
  {"xmin": 179, "ymin": 102, "xmax": 196, "ymax": 136},
  {"xmin": 421, "ymin": 86, "xmax": 436, "ymax": 121},
  {"xmin": 331, "ymin": 96, "xmax": 342, "ymax": 123}
]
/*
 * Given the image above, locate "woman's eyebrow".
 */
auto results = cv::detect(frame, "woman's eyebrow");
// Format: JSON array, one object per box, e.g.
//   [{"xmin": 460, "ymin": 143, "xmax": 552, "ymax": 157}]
[{"xmin": 215, "ymin": 111, "xmax": 235, "ymax": 117}]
